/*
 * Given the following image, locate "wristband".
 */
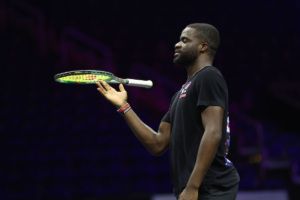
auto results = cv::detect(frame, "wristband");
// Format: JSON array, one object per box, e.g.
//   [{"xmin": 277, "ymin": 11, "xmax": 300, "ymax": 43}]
[{"xmin": 117, "ymin": 103, "xmax": 131, "ymax": 114}]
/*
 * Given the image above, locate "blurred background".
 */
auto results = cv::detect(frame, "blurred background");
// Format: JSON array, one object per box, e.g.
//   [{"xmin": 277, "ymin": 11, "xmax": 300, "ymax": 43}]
[{"xmin": 1, "ymin": 0, "xmax": 300, "ymax": 199}]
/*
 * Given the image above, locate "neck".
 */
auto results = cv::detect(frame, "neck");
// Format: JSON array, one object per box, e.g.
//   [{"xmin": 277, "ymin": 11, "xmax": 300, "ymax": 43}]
[{"xmin": 186, "ymin": 56, "xmax": 213, "ymax": 79}]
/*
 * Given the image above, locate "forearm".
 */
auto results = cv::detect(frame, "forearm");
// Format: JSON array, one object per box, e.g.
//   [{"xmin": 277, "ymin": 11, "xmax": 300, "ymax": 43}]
[
  {"xmin": 122, "ymin": 107, "xmax": 166, "ymax": 155},
  {"xmin": 95, "ymin": 81, "xmax": 169, "ymax": 155},
  {"xmin": 186, "ymin": 130, "xmax": 221, "ymax": 189}
]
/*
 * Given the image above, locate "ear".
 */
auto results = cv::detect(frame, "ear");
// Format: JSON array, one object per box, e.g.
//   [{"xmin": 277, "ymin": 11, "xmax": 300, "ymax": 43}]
[{"xmin": 198, "ymin": 42, "xmax": 209, "ymax": 53}]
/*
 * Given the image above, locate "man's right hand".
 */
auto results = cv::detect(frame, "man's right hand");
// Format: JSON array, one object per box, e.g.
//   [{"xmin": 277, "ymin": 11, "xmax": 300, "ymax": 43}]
[{"xmin": 96, "ymin": 80, "xmax": 128, "ymax": 108}]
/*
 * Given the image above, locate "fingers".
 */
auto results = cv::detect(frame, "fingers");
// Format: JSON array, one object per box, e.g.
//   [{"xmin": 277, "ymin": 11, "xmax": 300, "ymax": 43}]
[
  {"xmin": 98, "ymin": 80, "xmax": 111, "ymax": 90},
  {"xmin": 96, "ymin": 80, "xmax": 109, "ymax": 94},
  {"xmin": 119, "ymin": 84, "xmax": 125, "ymax": 92},
  {"xmin": 96, "ymin": 80, "xmax": 118, "ymax": 96},
  {"xmin": 96, "ymin": 81, "xmax": 106, "ymax": 96}
]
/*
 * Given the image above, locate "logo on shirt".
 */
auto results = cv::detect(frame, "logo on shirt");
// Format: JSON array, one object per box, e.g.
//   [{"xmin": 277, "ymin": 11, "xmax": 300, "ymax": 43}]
[{"xmin": 179, "ymin": 81, "xmax": 192, "ymax": 99}]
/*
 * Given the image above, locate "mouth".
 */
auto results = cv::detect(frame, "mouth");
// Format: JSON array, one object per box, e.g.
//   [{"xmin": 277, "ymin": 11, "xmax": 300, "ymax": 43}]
[
  {"xmin": 174, "ymin": 51, "xmax": 180, "ymax": 57},
  {"xmin": 173, "ymin": 53, "xmax": 179, "ymax": 59}
]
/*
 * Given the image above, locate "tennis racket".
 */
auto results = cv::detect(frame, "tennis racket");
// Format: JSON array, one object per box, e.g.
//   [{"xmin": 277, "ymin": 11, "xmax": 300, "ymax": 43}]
[{"xmin": 54, "ymin": 70, "xmax": 153, "ymax": 88}]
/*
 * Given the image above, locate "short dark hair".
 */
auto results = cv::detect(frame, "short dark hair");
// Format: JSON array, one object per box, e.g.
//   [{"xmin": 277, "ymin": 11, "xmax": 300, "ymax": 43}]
[{"xmin": 187, "ymin": 23, "xmax": 220, "ymax": 57}]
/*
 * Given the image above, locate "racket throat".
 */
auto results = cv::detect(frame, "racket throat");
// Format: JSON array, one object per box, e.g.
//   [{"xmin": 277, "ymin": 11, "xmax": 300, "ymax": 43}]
[
  {"xmin": 110, "ymin": 78, "xmax": 129, "ymax": 85},
  {"xmin": 125, "ymin": 79, "xmax": 153, "ymax": 88}
]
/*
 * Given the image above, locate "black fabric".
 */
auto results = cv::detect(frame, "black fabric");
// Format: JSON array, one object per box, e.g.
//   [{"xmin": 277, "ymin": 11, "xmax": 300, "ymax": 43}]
[
  {"xmin": 162, "ymin": 66, "xmax": 239, "ymax": 196},
  {"xmin": 198, "ymin": 183, "xmax": 239, "ymax": 200}
]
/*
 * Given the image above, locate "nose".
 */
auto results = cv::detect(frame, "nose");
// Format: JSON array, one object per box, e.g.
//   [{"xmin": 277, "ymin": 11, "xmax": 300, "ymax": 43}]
[{"xmin": 174, "ymin": 41, "xmax": 181, "ymax": 50}]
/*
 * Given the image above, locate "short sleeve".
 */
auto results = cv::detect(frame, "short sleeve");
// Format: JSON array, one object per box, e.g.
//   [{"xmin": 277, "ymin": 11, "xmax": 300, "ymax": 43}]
[
  {"xmin": 195, "ymin": 69, "xmax": 227, "ymax": 110},
  {"xmin": 161, "ymin": 111, "xmax": 171, "ymax": 123}
]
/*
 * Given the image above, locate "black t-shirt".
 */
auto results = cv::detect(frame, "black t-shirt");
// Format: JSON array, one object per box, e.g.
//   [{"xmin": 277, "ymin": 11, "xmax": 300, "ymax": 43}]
[{"xmin": 162, "ymin": 66, "xmax": 239, "ymax": 195}]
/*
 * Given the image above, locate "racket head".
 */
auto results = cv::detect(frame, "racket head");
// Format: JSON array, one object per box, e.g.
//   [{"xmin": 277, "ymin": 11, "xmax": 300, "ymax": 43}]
[{"xmin": 54, "ymin": 70, "xmax": 118, "ymax": 84}]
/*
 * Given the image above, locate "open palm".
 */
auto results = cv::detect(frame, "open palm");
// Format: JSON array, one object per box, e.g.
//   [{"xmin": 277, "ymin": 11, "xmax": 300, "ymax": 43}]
[{"xmin": 96, "ymin": 80, "xmax": 128, "ymax": 107}]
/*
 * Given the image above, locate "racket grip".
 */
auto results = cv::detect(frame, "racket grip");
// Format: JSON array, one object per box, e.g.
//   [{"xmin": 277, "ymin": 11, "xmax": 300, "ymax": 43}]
[{"xmin": 126, "ymin": 79, "xmax": 153, "ymax": 88}]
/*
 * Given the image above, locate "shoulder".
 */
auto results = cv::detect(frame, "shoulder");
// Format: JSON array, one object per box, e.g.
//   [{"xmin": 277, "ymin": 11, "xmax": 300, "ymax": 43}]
[
  {"xmin": 196, "ymin": 66, "xmax": 224, "ymax": 79},
  {"xmin": 194, "ymin": 66, "xmax": 226, "ymax": 85}
]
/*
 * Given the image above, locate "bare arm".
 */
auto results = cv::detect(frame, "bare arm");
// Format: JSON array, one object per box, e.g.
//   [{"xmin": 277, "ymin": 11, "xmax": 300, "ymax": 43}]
[
  {"xmin": 179, "ymin": 106, "xmax": 223, "ymax": 200},
  {"xmin": 96, "ymin": 80, "xmax": 171, "ymax": 156}
]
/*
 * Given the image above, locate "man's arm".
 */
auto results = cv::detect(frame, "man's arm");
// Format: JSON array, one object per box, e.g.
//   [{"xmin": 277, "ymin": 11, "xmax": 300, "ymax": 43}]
[
  {"xmin": 96, "ymin": 80, "xmax": 171, "ymax": 156},
  {"xmin": 179, "ymin": 106, "xmax": 223, "ymax": 200},
  {"xmin": 123, "ymin": 109, "xmax": 171, "ymax": 155}
]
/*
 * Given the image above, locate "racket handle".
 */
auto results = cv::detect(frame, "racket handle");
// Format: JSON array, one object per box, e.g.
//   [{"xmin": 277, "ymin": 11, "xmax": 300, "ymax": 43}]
[{"xmin": 126, "ymin": 79, "xmax": 153, "ymax": 88}]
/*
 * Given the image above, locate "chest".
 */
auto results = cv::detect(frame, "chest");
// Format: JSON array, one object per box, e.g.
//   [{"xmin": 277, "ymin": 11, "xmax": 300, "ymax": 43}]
[{"xmin": 169, "ymin": 81, "xmax": 198, "ymax": 122}]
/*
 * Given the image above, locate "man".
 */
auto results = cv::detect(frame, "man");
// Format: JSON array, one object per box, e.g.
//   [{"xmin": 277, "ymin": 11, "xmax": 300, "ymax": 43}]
[{"xmin": 96, "ymin": 23, "xmax": 240, "ymax": 200}]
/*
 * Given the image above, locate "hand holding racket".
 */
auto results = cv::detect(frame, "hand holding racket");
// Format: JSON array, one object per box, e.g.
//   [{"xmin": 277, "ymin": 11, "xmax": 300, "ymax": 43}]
[{"xmin": 96, "ymin": 80, "xmax": 128, "ymax": 107}]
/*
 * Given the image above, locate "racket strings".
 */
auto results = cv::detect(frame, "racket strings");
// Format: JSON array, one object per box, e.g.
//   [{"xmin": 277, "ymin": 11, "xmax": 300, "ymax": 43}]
[{"xmin": 58, "ymin": 74, "xmax": 111, "ymax": 83}]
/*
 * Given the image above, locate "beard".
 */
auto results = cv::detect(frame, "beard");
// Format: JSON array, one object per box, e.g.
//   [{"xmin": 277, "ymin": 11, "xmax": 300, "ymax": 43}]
[{"xmin": 173, "ymin": 48, "xmax": 198, "ymax": 67}]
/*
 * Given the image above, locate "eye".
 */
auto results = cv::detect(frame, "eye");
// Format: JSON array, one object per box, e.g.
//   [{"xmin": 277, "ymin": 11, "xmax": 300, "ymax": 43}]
[{"xmin": 181, "ymin": 38, "xmax": 187, "ymax": 43}]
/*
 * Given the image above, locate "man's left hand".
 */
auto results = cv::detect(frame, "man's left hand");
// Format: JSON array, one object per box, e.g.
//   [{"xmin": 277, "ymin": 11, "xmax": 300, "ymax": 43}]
[{"xmin": 178, "ymin": 187, "xmax": 198, "ymax": 200}]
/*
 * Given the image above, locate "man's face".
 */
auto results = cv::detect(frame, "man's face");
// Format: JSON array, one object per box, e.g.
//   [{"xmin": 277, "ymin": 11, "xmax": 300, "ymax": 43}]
[{"xmin": 173, "ymin": 27, "xmax": 201, "ymax": 66}]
